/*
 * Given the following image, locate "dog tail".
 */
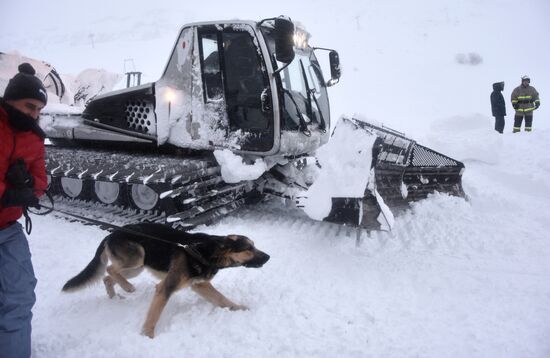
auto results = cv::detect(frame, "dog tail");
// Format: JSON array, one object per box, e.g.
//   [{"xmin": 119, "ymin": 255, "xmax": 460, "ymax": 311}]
[{"xmin": 62, "ymin": 238, "xmax": 108, "ymax": 292}]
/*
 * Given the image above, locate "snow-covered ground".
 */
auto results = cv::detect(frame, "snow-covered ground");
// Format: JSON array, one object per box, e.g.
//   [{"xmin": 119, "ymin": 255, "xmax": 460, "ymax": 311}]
[
  {"xmin": 29, "ymin": 126, "xmax": 550, "ymax": 357},
  {"xmin": 2, "ymin": 0, "xmax": 550, "ymax": 357}
]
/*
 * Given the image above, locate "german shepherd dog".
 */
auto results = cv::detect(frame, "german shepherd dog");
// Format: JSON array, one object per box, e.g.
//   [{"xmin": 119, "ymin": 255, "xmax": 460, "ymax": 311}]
[{"xmin": 62, "ymin": 223, "xmax": 269, "ymax": 338}]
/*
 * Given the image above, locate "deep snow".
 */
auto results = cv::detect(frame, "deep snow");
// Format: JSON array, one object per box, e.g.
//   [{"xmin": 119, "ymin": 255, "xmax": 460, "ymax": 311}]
[
  {"xmin": 1, "ymin": 0, "xmax": 550, "ymax": 357},
  {"xmin": 28, "ymin": 126, "xmax": 550, "ymax": 357}
]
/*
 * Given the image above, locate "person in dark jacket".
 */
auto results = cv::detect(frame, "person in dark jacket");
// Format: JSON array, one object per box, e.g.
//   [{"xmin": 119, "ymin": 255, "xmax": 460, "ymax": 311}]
[
  {"xmin": 0, "ymin": 63, "xmax": 48, "ymax": 358},
  {"xmin": 490, "ymin": 81, "xmax": 506, "ymax": 133}
]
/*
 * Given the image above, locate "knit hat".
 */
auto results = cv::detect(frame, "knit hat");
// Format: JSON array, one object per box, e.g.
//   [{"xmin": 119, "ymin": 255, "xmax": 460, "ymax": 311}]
[{"xmin": 3, "ymin": 63, "xmax": 48, "ymax": 105}]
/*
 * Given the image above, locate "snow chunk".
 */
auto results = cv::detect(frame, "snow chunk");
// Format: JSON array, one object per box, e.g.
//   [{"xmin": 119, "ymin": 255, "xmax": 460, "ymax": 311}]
[
  {"xmin": 300, "ymin": 118, "xmax": 377, "ymax": 220},
  {"xmin": 400, "ymin": 181, "xmax": 409, "ymax": 199},
  {"xmin": 214, "ymin": 149, "xmax": 267, "ymax": 183},
  {"xmin": 367, "ymin": 171, "xmax": 395, "ymax": 230}
]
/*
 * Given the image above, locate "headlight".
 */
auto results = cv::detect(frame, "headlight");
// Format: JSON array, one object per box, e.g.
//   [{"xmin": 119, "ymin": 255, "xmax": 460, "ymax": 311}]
[
  {"xmin": 293, "ymin": 28, "xmax": 310, "ymax": 49},
  {"xmin": 164, "ymin": 88, "xmax": 176, "ymax": 102}
]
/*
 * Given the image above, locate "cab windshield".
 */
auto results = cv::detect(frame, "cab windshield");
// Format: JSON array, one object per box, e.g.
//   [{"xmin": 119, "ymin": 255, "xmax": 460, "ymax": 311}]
[{"xmin": 261, "ymin": 27, "xmax": 330, "ymax": 132}]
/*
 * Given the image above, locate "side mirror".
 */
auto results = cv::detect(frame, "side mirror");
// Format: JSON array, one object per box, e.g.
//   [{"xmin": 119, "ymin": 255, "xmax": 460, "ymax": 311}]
[
  {"xmin": 328, "ymin": 50, "xmax": 341, "ymax": 86},
  {"xmin": 274, "ymin": 17, "xmax": 295, "ymax": 64}
]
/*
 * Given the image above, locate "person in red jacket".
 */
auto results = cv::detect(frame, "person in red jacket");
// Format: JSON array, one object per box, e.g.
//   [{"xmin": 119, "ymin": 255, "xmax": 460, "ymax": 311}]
[{"xmin": 0, "ymin": 63, "xmax": 48, "ymax": 358}]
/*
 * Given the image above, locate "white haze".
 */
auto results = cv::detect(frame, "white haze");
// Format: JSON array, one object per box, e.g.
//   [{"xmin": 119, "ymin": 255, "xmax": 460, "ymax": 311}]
[
  {"xmin": 1, "ymin": 0, "xmax": 550, "ymax": 357},
  {"xmin": 2, "ymin": 0, "xmax": 549, "ymax": 138}
]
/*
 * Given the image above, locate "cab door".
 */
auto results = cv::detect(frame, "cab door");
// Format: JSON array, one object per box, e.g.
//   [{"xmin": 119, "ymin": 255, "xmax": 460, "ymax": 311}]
[{"xmin": 198, "ymin": 24, "xmax": 274, "ymax": 153}]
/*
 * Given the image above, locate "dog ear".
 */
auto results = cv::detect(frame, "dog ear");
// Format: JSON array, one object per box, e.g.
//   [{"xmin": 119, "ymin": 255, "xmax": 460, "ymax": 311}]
[
  {"xmin": 219, "ymin": 236, "xmax": 236, "ymax": 249},
  {"xmin": 214, "ymin": 236, "xmax": 235, "ymax": 250}
]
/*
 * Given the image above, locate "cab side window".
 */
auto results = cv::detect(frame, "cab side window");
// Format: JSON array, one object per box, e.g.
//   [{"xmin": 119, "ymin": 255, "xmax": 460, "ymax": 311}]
[{"xmin": 200, "ymin": 33, "xmax": 223, "ymax": 100}]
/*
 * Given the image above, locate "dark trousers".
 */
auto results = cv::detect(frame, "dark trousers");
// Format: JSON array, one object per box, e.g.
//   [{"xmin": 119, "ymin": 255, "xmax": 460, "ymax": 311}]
[
  {"xmin": 494, "ymin": 115, "xmax": 505, "ymax": 133},
  {"xmin": 513, "ymin": 114, "xmax": 533, "ymax": 132},
  {"xmin": 0, "ymin": 222, "xmax": 36, "ymax": 358}
]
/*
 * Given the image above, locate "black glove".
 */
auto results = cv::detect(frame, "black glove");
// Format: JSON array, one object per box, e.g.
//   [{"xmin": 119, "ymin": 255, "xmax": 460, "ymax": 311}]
[
  {"xmin": 535, "ymin": 103, "xmax": 540, "ymax": 109},
  {"xmin": 513, "ymin": 103, "xmax": 519, "ymax": 110},
  {"xmin": 6, "ymin": 159, "xmax": 34, "ymax": 189},
  {"xmin": 1, "ymin": 188, "xmax": 40, "ymax": 209}
]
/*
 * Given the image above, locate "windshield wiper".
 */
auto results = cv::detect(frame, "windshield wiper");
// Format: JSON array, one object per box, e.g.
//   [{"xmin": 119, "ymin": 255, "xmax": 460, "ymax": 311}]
[
  {"xmin": 300, "ymin": 59, "xmax": 327, "ymax": 133},
  {"xmin": 308, "ymin": 88, "xmax": 326, "ymax": 132},
  {"xmin": 282, "ymin": 88, "xmax": 311, "ymax": 137}
]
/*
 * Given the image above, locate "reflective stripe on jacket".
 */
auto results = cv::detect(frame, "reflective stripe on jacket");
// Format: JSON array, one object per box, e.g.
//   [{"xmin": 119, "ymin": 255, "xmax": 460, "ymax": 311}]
[{"xmin": 511, "ymin": 85, "xmax": 540, "ymax": 114}]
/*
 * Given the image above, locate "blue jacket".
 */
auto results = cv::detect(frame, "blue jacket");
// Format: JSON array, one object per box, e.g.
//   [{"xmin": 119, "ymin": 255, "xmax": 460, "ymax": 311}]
[{"xmin": 490, "ymin": 82, "xmax": 506, "ymax": 117}]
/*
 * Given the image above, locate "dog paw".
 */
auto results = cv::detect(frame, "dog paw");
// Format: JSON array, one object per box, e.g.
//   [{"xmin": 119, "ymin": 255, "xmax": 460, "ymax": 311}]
[
  {"xmin": 122, "ymin": 284, "xmax": 136, "ymax": 293},
  {"xmin": 141, "ymin": 327, "xmax": 155, "ymax": 339},
  {"xmin": 230, "ymin": 304, "xmax": 249, "ymax": 311},
  {"xmin": 103, "ymin": 277, "xmax": 116, "ymax": 298}
]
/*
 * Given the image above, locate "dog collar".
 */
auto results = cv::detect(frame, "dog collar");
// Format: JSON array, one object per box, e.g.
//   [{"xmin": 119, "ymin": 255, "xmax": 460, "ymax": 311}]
[{"xmin": 178, "ymin": 243, "xmax": 212, "ymax": 268}]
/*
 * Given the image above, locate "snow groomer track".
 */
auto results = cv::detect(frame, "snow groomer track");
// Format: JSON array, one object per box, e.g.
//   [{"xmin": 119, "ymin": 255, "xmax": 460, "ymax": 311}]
[{"xmin": 45, "ymin": 146, "xmax": 252, "ymax": 228}]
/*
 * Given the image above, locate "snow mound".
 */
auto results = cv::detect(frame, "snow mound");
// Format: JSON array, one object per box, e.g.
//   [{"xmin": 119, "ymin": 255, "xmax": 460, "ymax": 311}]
[
  {"xmin": 300, "ymin": 117, "xmax": 377, "ymax": 220},
  {"xmin": 72, "ymin": 68, "xmax": 122, "ymax": 105},
  {"xmin": 214, "ymin": 149, "xmax": 267, "ymax": 183}
]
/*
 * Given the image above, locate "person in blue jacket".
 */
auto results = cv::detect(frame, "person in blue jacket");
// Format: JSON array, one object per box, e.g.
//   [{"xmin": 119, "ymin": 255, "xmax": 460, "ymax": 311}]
[{"xmin": 490, "ymin": 81, "xmax": 506, "ymax": 133}]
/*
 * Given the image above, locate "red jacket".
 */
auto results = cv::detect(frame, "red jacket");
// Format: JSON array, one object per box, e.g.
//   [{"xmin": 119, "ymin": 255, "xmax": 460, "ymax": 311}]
[{"xmin": 0, "ymin": 105, "xmax": 47, "ymax": 229}]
